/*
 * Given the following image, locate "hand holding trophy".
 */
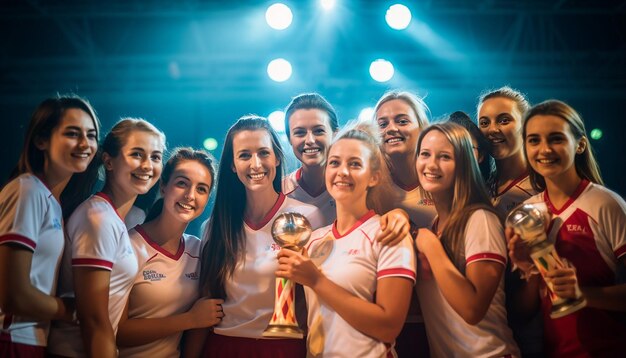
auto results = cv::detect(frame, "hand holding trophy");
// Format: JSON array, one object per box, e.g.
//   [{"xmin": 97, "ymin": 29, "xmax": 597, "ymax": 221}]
[
  {"xmin": 506, "ymin": 203, "xmax": 586, "ymax": 318},
  {"xmin": 263, "ymin": 212, "xmax": 312, "ymax": 338}
]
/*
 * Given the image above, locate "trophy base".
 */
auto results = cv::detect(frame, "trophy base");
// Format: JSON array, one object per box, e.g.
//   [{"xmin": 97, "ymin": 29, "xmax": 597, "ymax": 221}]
[
  {"xmin": 550, "ymin": 297, "xmax": 587, "ymax": 319},
  {"xmin": 262, "ymin": 324, "xmax": 304, "ymax": 339}
]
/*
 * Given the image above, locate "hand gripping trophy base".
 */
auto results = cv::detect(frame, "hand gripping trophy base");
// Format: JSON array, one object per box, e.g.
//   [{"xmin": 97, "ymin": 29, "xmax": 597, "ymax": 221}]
[
  {"xmin": 262, "ymin": 212, "xmax": 312, "ymax": 339},
  {"xmin": 550, "ymin": 296, "xmax": 587, "ymax": 319}
]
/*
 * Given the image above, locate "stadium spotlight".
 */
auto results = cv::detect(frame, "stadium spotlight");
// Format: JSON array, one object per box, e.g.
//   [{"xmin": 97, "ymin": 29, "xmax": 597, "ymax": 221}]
[
  {"xmin": 268, "ymin": 111, "xmax": 286, "ymax": 132},
  {"xmin": 369, "ymin": 59, "xmax": 394, "ymax": 82},
  {"xmin": 320, "ymin": 0, "xmax": 336, "ymax": 10},
  {"xmin": 266, "ymin": 3, "xmax": 293, "ymax": 30},
  {"xmin": 358, "ymin": 107, "xmax": 375, "ymax": 122},
  {"xmin": 386, "ymin": 4, "xmax": 412, "ymax": 30},
  {"xmin": 203, "ymin": 137, "xmax": 218, "ymax": 151},
  {"xmin": 267, "ymin": 58, "xmax": 292, "ymax": 82}
]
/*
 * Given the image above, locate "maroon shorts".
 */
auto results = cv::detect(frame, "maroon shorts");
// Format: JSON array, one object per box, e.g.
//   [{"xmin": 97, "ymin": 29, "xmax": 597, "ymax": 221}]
[
  {"xmin": 0, "ymin": 333, "xmax": 45, "ymax": 358},
  {"xmin": 202, "ymin": 332, "xmax": 306, "ymax": 358}
]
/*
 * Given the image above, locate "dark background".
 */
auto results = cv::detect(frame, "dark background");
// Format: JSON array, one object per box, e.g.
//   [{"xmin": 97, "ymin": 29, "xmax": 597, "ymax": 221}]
[{"xmin": 2, "ymin": 0, "xmax": 625, "ymax": 234}]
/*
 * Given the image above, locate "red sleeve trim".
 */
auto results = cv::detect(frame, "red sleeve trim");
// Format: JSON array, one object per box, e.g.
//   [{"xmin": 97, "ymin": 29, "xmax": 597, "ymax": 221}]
[
  {"xmin": 72, "ymin": 258, "xmax": 113, "ymax": 270},
  {"xmin": 377, "ymin": 268, "xmax": 416, "ymax": 281},
  {"xmin": 0, "ymin": 234, "xmax": 36, "ymax": 251},
  {"xmin": 466, "ymin": 253, "xmax": 506, "ymax": 266},
  {"xmin": 615, "ymin": 244, "xmax": 626, "ymax": 259}
]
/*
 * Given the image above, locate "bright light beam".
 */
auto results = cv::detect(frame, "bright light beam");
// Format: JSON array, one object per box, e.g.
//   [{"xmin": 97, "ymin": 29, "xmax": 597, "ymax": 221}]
[
  {"xmin": 266, "ymin": 3, "xmax": 293, "ymax": 30},
  {"xmin": 267, "ymin": 58, "xmax": 292, "ymax": 82},
  {"xmin": 369, "ymin": 59, "xmax": 394, "ymax": 82},
  {"xmin": 386, "ymin": 4, "xmax": 411, "ymax": 30}
]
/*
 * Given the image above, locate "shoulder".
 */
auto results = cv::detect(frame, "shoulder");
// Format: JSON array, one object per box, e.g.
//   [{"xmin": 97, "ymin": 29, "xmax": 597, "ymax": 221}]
[
  {"xmin": 1, "ymin": 174, "xmax": 49, "ymax": 204},
  {"xmin": 282, "ymin": 171, "xmax": 299, "ymax": 195},
  {"xmin": 467, "ymin": 209, "xmax": 501, "ymax": 226}
]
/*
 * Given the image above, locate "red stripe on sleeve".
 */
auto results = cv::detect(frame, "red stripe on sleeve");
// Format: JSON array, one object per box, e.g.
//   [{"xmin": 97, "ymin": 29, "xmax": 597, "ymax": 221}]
[
  {"xmin": 615, "ymin": 244, "xmax": 626, "ymax": 259},
  {"xmin": 0, "ymin": 234, "xmax": 36, "ymax": 251},
  {"xmin": 377, "ymin": 268, "xmax": 416, "ymax": 281},
  {"xmin": 466, "ymin": 253, "xmax": 506, "ymax": 266},
  {"xmin": 72, "ymin": 258, "xmax": 113, "ymax": 270}
]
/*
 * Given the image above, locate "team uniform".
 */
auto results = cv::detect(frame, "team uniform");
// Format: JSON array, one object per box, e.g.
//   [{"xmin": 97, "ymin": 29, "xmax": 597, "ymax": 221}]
[
  {"xmin": 525, "ymin": 180, "xmax": 626, "ymax": 357},
  {"xmin": 0, "ymin": 174, "xmax": 64, "ymax": 354},
  {"xmin": 493, "ymin": 174, "xmax": 535, "ymax": 216},
  {"xmin": 416, "ymin": 209, "xmax": 520, "ymax": 358},
  {"xmin": 304, "ymin": 210, "xmax": 416, "ymax": 358},
  {"xmin": 283, "ymin": 168, "xmax": 336, "ymax": 227},
  {"xmin": 119, "ymin": 226, "xmax": 202, "ymax": 358},
  {"xmin": 204, "ymin": 193, "xmax": 322, "ymax": 357},
  {"xmin": 47, "ymin": 192, "xmax": 139, "ymax": 357},
  {"xmin": 380, "ymin": 179, "xmax": 436, "ymax": 357},
  {"xmin": 124, "ymin": 205, "xmax": 146, "ymax": 230}
]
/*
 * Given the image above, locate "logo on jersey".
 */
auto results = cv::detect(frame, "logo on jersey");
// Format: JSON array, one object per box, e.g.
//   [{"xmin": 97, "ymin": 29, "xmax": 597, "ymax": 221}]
[
  {"xmin": 343, "ymin": 249, "xmax": 360, "ymax": 256},
  {"xmin": 52, "ymin": 218, "xmax": 62, "ymax": 230},
  {"xmin": 268, "ymin": 243, "xmax": 281, "ymax": 252},
  {"xmin": 418, "ymin": 198, "xmax": 435, "ymax": 206},
  {"xmin": 143, "ymin": 270, "xmax": 166, "ymax": 281},
  {"xmin": 185, "ymin": 271, "xmax": 199, "ymax": 280},
  {"xmin": 565, "ymin": 224, "xmax": 588, "ymax": 234}
]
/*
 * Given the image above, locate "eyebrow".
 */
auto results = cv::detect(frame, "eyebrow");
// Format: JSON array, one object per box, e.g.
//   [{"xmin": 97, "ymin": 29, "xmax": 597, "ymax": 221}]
[{"xmin": 64, "ymin": 125, "xmax": 96, "ymax": 132}]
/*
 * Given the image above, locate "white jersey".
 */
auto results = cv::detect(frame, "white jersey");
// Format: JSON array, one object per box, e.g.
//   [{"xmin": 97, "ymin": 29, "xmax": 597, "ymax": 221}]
[
  {"xmin": 493, "ymin": 174, "xmax": 536, "ymax": 217},
  {"xmin": 124, "ymin": 205, "xmax": 146, "ymax": 230},
  {"xmin": 215, "ymin": 193, "xmax": 322, "ymax": 338},
  {"xmin": 283, "ymin": 168, "xmax": 336, "ymax": 227},
  {"xmin": 304, "ymin": 211, "xmax": 416, "ymax": 358},
  {"xmin": 382, "ymin": 180, "xmax": 437, "ymax": 230},
  {"xmin": 119, "ymin": 227, "xmax": 202, "ymax": 358},
  {"xmin": 416, "ymin": 210, "xmax": 520, "ymax": 358},
  {"xmin": 47, "ymin": 192, "xmax": 139, "ymax": 357},
  {"xmin": 0, "ymin": 174, "xmax": 64, "ymax": 347},
  {"xmin": 525, "ymin": 181, "xmax": 626, "ymax": 357}
]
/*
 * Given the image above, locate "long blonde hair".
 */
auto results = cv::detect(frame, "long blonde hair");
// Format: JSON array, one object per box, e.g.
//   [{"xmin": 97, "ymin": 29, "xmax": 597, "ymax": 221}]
[{"xmin": 417, "ymin": 123, "xmax": 497, "ymax": 271}]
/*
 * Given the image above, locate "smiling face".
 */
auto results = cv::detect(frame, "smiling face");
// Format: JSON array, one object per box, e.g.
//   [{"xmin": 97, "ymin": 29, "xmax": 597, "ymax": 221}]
[
  {"xmin": 39, "ymin": 108, "xmax": 98, "ymax": 178},
  {"xmin": 161, "ymin": 159, "xmax": 213, "ymax": 224},
  {"xmin": 376, "ymin": 99, "xmax": 422, "ymax": 158},
  {"xmin": 288, "ymin": 108, "xmax": 333, "ymax": 168},
  {"xmin": 416, "ymin": 130, "xmax": 456, "ymax": 196},
  {"xmin": 478, "ymin": 97, "xmax": 524, "ymax": 160},
  {"xmin": 104, "ymin": 131, "xmax": 164, "ymax": 197},
  {"xmin": 525, "ymin": 114, "xmax": 584, "ymax": 183},
  {"xmin": 232, "ymin": 129, "xmax": 280, "ymax": 193},
  {"xmin": 325, "ymin": 138, "xmax": 379, "ymax": 205}
]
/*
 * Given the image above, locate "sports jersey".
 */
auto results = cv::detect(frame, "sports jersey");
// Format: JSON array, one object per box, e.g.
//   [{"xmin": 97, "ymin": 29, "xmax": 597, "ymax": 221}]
[
  {"xmin": 283, "ymin": 168, "xmax": 336, "ymax": 227},
  {"xmin": 119, "ymin": 227, "xmax": 202, "ymax": 358},
  {"xmin": 214, "ymin": 193, "xmax": 322, "ymax": 339},
  {"xmin": 124, "ymin": 205, "xmax": 146, "ymax": 230},
  {"xmin": 416, "ymin": 209, "xmax": 520, "ymax": 357},
  {"xmin": 493, "ymin": 174, "xmax": 536, "ymax": 217},
  {"xmin": 525, "ymin": 180, "xmax": 626, "ymax": 357},
  {"xmin": 0, "ymin": 174, "xmax": 64, "ymax": 347},
  {"xmin": 304, "ymin": 210, "xmax": 416, "ymax": 358},
  {"xmin": 47, "ymin": 192, "xmax": 139, "ymax": 357},
  {"xmin": 381, "ymin": 179, "xmax": 437, "ymax": 230}
]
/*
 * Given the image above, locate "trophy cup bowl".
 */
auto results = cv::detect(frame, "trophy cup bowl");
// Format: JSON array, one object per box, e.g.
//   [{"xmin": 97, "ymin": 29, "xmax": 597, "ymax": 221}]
[
  {"xmin": 506, "ymin": 203, "xmax": 586, "ymax": 318},
  {"xmin": 263, "ymin": 212, "xmax": 312, "ymax": 338}
]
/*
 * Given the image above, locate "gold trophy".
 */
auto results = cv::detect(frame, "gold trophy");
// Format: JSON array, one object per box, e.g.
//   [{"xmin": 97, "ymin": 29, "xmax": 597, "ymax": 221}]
[
  {"xmin": 263, "ymin": 212, "xmax": 312, "ymax": 338},
  {"xmin": 506, "ymin": 203, "xmax": 586, "ymax": 318}
]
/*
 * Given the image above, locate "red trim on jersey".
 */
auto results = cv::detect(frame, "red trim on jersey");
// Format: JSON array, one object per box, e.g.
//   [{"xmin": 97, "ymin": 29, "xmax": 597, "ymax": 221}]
[
  {"xmin": 306, "ymin": 229, "xmax": 333, "ymax": 250},
  {"xmin": 378, "ymin": 268, "xmax": 416, "ymax": 281},
  {"xmin": 72, "ymin": 258, "xmax": 114, "ymax": 270},
  {"xmin": 0, "ymin": 234, "xmax": 36, "ymax": 251},
  {"xmin": 332, "ymin": 210, "xmax": 376, "ymax": 239},
  {"xmin": 392, "ymin": 176, "xmax": 419, "ymax": 192},
  {"xmin": 544, "ymin": 180, "xmax": 590, "ymax": 215},
  {"xmin": 135, "ymin": 225, "xmax": 185, "ymax": 261},
  {"xmin": 615, "ymin": 244, "xmax": 626, "ymax": 259},
  {"xmin": 466, "ymin": 253, "xmax": 506, "ymax": 266},
  {"xmin": 245, "ymin": 193, "xmax": 286, "ymax": 230},
  {"xmin": 495, "ymin": 173, "xmax": 529, "ymax": 198},
  {"xmin": 94, "ymin": 192, "xmax": 123, "ymax": 220}
]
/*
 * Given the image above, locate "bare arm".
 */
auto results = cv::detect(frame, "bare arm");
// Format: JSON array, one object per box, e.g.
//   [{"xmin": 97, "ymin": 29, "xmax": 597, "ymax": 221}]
[
  {"xmin": 416, "ymin": 228, "xmax": 504, "ymax": 325},
  {"xmin": 276, "ymin": 249, "xmax": 413, "ymax": 343},
  {"xmin": 117, "ymin": 297, "xmax": 223, "ymax": 347},
  {"xmin": 181, "ymin": 328, "xmax": 211, "ymax": 358},
  {"xmin": 0, "ymin": 244, "xmax": 74, "ymax": 322},
  {"xmin": 74, "ymin": 267, "xmax": 116, "ymax": 358},
  {"xmin": 376, "ymin": 208, "xmax": 411, "ymax": 246}
]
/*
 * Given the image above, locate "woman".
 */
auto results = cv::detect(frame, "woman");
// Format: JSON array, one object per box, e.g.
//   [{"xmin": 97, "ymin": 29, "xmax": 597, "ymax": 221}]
[
  {"xmin": 284, "ymin": 92, "xmax": 412, "ymax": 244},
  {"xmin": 48, "ymin": 118, "xmax": 166, "ymax": 357},
  {"xmin": 117, "ymin": 147, "xmax": 223, "ymax": 357},
  {"xmin": 508, "ymin": 99, "xmax": 626, "ymax": 357},
  {"xmin": 414, "ymin": 122, "xmax": 519, "ymax": 357},
  {"xmin": 191, "ymin": 116, "xmax": 321, "ymax": 357},
  {"xmin": 0, "ymin": 96, "xmax": 100, "ymax": 357},
  {"xmin": 276, "ymin": 122, "xmax": 415, "ymax": 357}
]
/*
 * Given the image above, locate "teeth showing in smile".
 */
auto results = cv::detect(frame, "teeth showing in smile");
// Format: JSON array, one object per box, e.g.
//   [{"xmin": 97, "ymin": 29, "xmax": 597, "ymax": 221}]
[
  {"xmin": 424, "ymin": 173, "xmax": 441, "ymax": 179},
  {"xmin": 132, "ymin": 173, "xmax": 152, "ymax": 181},
  {"xmin": 537, "ymin": 159, "xmax": 557, "ymax": 164},
  {"xmin": 177, "ymin": 202, "xmax": 193, "ymax": 210},
  {"xmin": 386, "ymin": 138, "xmax": 404, "ymax": 144},
  {"xmin": 303, "ymin": 148, "xmax": 320, "ymax": 154},
  {"xmin": 334, "ymin": 182, "xmax": 351, "ymax": 187},
  {"xmin": 490, "ymin": 138, "xmax": 505, "ymax": 144},
  {"xmin": 249, "ymin": 173, "xmax": 266, "ymax": 180},
  {"xmin": 72, "ymin": 153, "xmax": 90, "ymax": 158}
]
